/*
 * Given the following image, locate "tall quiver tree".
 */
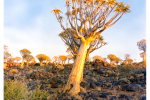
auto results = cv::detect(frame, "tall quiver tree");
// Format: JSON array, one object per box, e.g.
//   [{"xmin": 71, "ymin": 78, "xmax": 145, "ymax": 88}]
[
  {"xmin": 14, "ymin": 57, "xmax": 21, "ymax": 66},
  {"xmin": 36, "ymin": 54, "xmax": 47, "ymax": 66},
  {"xmin": 26, "ymin": 55, "xmax": 34, "ymax": 67},
  {"xmin": 115, "ymin": 57, "xmax": 121, "ymax": 65},
  {"xmin": 107, "ymin": 54, "xmax": 116, "ymax": 65},
  {"xmin": 52, "ymin": 0, "xmax": 130, "ymax": 95},
  {"xmin": 45, "ymin": 56, "xmax": 51, "ymax": 65},
  {"xmin": 20, "ymin": 49, "xmax": 31, "ymax": 67},
  {"xmin": 137, "ymin": 39, "xmax": 146, "ymax": 67},
  {"xmin": 67, "ymin": 55, "xmax": 73, "ymax": 64}
]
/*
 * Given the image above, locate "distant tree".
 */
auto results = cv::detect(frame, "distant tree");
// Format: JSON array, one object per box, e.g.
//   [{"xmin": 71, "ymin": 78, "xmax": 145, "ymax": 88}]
[
  {"xmin": 52, "ymin": 0, "xmax": 130, "ymax": 95},
  {"xmin": 36, "ymin": 54, "xmax": 47, "ymax": 66},
  {"xmin": 31, "ymin": 59, "xmax": 36, "ymax": 66},
  {"xmin": 59, "ymin": 55, "xmax": 67, "ymax": 65},
  {"xmin": 20, "ymin": 49, "xmax": 31, "ymax": 67},
  {"xmin": 45, "ymin": 56, "xmax": 51, "ymax": 65},
  {"xmin": 67, "ymin": 55, "xmax": 73, "ymax": 64},
  {"xmin": 107, "ymin": 54, "xmax": 116, "ymax": 64},
  {"xmin": 103, "ymin": 58, "xmax": 107, "ymax": 62},
  {"xmin": 125, "ymin": 54, "xmax": 130, "ymax": 60},
  {"xmin": 4, "ymin": 45, "xmax": 11, "ymax": 63},
  {"xmin": 14, "ymin": 57, "xmax": 21, "ymax": 66},
  {"xmin": 92, "ymin": 55, "xmax": 103, "ymax": 62},
  {"xmin": 128, "ymin": 58, "xmax": 133, "ymax": 64},
  {"xmin": 115, "ymin": 57, "xmax": 121, "ymax": 65},
  {"xmin": 25, "ymin": 55, "xmax": 34, "ymax": 67},
  {"xmin": 53, "ymin": 56, "xmax": 59, "ymax": 66},
  {"xmin": 137, "ymin": 39, "xmax": 146, "ymax": 67}
]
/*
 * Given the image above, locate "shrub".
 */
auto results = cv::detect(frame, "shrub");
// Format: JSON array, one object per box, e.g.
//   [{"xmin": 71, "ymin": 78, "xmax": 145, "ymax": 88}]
[
  {"xmin": 10, "ymin": 69, "xmax": 18, "ymax": 74},
  {"xmin": 29, "ymin": 86, "xmax": 48, "ymax": 100},
  {"xmin": 4, "ymin": 80, "xmax": 48, "ymax": 100},
  {"xmin": 4, "ymin": 80, "xmax": 28, "ymax": 100}
]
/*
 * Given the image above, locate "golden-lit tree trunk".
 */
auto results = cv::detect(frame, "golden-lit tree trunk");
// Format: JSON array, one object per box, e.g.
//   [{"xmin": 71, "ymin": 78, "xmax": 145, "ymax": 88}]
[
  {"xmin": 40, "ymin": 61, "xmax": 43, "ymax": 66},
  {"xmin": 63, "ymin": 41, "xmax": 90, "ymax": 96},
  {"xmin": 21, "ymin": 59, "xmax": 24, "ymax": 67},
  {"xmin": 27, "ymin": 61, "xmax": 29, "ymax": 67},
  {"xmin": 46, "ymin": 61, "xmax": 48, "ymax": 65}
]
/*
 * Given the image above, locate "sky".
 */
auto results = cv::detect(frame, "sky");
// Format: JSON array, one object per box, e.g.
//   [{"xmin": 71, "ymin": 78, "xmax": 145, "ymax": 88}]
[{"xmin": 3, "ymin": 0, "xmax": 146, "ymax": 63}]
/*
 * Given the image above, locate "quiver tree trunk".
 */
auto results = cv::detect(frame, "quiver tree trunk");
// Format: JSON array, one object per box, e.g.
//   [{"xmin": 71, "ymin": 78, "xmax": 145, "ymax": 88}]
[
  {"xmin": 63, "ymin": 41, "xmax": 90, "ymax": 96},
  {"xmin": 21, "ymin": 59, "xmax": 24, "ymax": 67},
  {"xmin": 40, "ymin": 61, "xmax": 43, "ymax": 66},
  {"xmin": 27, "ymin": 61, "xmax": 29, "ymax": 67}
]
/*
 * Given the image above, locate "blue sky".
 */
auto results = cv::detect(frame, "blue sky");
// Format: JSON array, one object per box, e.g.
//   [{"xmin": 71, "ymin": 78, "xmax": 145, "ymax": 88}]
[{"xmin": 4, "ymin": 0, "xmax": 146, "ymax": 62}]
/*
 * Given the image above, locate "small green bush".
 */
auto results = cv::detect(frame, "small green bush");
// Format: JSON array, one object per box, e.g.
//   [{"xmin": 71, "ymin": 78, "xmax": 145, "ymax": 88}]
[
  {"xmin": 4, "ymin": 80, "xmax": 28, "ymax": 100},
  {"xmin": 29, "ymin": 86, "xmax": 48, "ymax": 100},
  {"xmin": 4, "ymin": 80, "xmax": 48, "ymax": 100}
]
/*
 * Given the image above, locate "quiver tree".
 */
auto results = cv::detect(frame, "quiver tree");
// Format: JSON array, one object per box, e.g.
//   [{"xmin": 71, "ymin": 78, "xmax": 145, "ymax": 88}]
[
  {"xmin": 124, "ymin": 54, "xmax": 130, "ymax": 64},
  {"xmin": 4, "ymin": 45, "xmax": 11, "ymax": 63},
  {"xmin": 107, "ymin": 54, "xmax": 116, "ymax": 65},
  {"xmin": 52, "ymin": 0, "xmax": 130, "ymax": 96},
  {"xmin": 137, "ymin": 39, "xmax": 146, "ymax": 67},
  {"xmin": 14, "ymin": 57, "xmax": 21, "ymax": 66},
  {"xmin": 20, "ymin": 49, "xmax": 31, "ymax": 67},
  {"xmin": 53, "ymin": 56, "xmax": 59, "ymax": 66},
  {"xmin": 25, "ymin": 55, "xmax": 34, "ymax": 67},
  {"xmin": 45, "ymin": 56, "xmax": 51, "ymax": 65},
  {"xmin": 59, "ymin": 55, "xmax": 67, "ymax": 65},
  {"xmin": 115, "ymin": 57, "xmax": 121, "ymax": 65},
  {"xmin": 128, "ymin": 58, "xmax": 133, "ymax": 65},
  {"xmin": 92, "ymin": 55, "xmax": 103, "ymax": 62},
  {"xmin": 67, "ymin": 55, "xmax": 73, "ymax": 64},
  {"xmin": 36, "ymin": 54, "xmax": 47, "ymax": 66}
]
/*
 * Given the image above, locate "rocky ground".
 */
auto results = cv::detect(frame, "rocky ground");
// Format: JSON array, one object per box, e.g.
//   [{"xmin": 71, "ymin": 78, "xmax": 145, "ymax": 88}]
[{"xmin": 4, "ymin": 62, "xmax": 146, "ymax": 100}]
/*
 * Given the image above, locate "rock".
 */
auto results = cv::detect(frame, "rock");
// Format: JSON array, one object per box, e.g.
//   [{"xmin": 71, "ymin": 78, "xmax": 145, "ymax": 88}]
[
  {"xmin": 27, "ymin": 83, "xmax": 32, "ymax": 87},
  {"xmin": 99, "ymin": 93, "xmax": 110, "ymax": 98},
  {"xmin": 90, "ymin": 82, "xmax": 97, "ymax": 89},
  {"xmin": 96, "ymin": 68, "xmax": 104, "ymax": 74},
  {"xmin": 84, "ymin": 69, "xmax": 92, "ymax": 75},
  {"xmin": 51, "ymin": 84, "xmax": 58, "ymax": 88},
  {"xmin": 118, "ymin": 94, "xmax": 134, "ymax": 100},
  {"xmin": 40, "ymin": 84, "xmax": 45, "ymax": 90},
  {"xmin": 113, "ymin": 78, "xmax": 130, "ymax": 85},
  {"xmin": 109, "ymin": 96, "xmax": 117, "ymax": 100},
  {"xmin": 89, "ymin": 93, "xmax": 99, "ymax": 98},
  {"xmin": 121, "ymin": 84, "xmax": 141, "ymax": 92},
  {"xmin": 141, "ymin": 96, "xmax": 146, "ymax": 100},
  {"xmin": 94, "ymin": 81, "xmax": 102, "ymax": 87},
  {"xmin": 8, "ymin": 76, "xmax": 14, "ymax": 80},
  {"xmin": 80, "ymin": 81, "xmax": 89, "ymax": 88}
]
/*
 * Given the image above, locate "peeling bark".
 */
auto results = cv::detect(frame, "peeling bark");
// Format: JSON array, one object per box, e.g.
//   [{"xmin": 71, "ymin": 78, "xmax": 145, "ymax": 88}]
[{"xmin": 63, "ymin": 41, "xmax": 90, "ymax": 96}]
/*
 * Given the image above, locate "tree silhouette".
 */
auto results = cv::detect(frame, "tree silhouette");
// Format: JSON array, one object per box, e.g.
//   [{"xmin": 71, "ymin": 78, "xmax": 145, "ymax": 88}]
[
  {"xmin": 59, "ymin": 55, "xmax": 67, "ymax": 65},
  {"xmin": 67, "ymin": 55, "xmax": 73, "ymax": 64},
  {"xmin": 128, "ymin": 58, "xmax": 133, "ymax": 64},
  {"xmin": 92, "ymin": 55, "xmax": 103, "ymax": 62},
  {"xmin": 20, "ymin": 49, "xmax": 31, "ymax": 67},
  {"xmin": 107, "ymin": 54, "xmax": 116, "ymax": 64},
  {"xmin": 115, "ymin": 57, "xmax": 121, "ymax": 65},
  {"xmin": 52, "ymin": 0, "xmax": 130, "ymax": 95},
  {"xmin": 4, "ymin": 45, "xmax": 11, "ymax": 63},
  {"xmin": 137, "ymin": 39, "xmax": 146, "ymax": 67},
  {"xmin": 36, "ymin": 54, "xmax": 47, "ymax": 66},
  {"xmin": 14, "ymin": 57, "xmax": 21, "ymax": 66},
  {"xmin": 45, "ymin": 56, "xmax": 51, "ymax": 65},
  {"xmin": 25, "ymin": 55, "xmax": 34, "ymax": 67},
  {"xmin": 53, "ymin": 56, "xmax": 59, "ymax": 66}
]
